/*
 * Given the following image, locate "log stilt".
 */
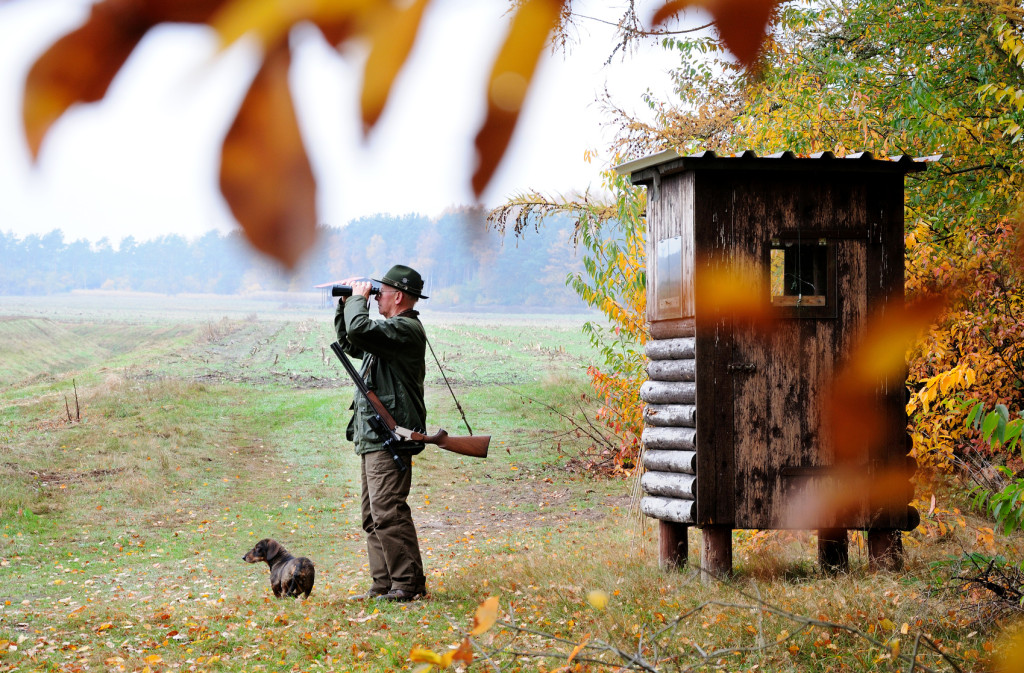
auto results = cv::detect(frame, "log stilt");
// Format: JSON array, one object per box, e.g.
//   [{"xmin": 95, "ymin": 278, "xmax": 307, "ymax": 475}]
[
  {"xmin": 700, "ymin": 526, "xmax": 732, "ymax": 584},
  {"xmin": 658, "ymin": 521, "xmax": 688, "ymax": 570},
  {"xmin": 867, "ymin": 529, "xmax": 904, "ymax": 572},
  {"xmin": 817, "ymin": 528, "xmax": 849, "ymax": 574}
]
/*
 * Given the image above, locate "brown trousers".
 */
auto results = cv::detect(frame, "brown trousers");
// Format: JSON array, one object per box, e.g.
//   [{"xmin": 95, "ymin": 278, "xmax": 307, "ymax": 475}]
[{"xmin": 360, "ymin": 450, "xmax": 425, "ymax": 593}]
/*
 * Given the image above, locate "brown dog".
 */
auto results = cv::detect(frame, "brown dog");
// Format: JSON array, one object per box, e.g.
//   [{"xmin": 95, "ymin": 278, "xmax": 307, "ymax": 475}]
[{"xmin": 242, "ymin": 538, "xmax": 315, "ymax": 598}]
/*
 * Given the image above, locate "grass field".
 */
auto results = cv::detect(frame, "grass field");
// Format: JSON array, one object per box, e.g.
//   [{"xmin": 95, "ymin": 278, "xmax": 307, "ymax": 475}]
[{"xmin": 0, "ymin": 293, "xmax": 1020, "ymax": 672}]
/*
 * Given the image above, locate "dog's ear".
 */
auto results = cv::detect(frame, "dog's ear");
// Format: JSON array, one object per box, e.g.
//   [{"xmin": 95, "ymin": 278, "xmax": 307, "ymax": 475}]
[{"xmin": 265, "ymin": 539, "xmax": 282, "ymax": 561}]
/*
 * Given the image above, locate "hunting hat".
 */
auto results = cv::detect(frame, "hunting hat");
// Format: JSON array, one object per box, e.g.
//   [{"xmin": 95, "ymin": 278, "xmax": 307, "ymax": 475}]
[{"xmin": 375, "ymin": 264, "xmax": 428, "ymax": 299}]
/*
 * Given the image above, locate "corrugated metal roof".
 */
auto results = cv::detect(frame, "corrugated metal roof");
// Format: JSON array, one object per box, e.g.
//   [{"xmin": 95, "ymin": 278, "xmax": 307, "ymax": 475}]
[{"xmin": 614, "ymin": 149, "xmax": 941, "ymax": 177}]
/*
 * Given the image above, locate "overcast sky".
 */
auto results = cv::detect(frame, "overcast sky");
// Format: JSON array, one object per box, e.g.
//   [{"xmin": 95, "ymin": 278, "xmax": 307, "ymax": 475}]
[{"xmin": 0, "ymin": 0, "xmax": 687, "ymax": 246}]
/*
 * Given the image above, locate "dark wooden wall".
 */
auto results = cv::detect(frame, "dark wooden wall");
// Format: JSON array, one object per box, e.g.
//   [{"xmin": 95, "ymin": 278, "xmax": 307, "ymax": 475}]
[{"xmin": 676, "ymin": 168, "xmax": 910, "ymax": 530}]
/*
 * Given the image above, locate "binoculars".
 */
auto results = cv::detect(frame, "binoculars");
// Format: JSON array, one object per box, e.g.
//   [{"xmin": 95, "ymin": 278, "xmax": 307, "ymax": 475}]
[{"xmin": 332, "ymin": 283, "xmax": 381, "ymax": 297}]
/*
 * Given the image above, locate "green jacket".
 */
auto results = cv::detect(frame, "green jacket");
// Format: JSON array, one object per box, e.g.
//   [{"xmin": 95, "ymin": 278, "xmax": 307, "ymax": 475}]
[{"xmin": 335, "ymin": 296, "xmax": 427, "ymax": 455}]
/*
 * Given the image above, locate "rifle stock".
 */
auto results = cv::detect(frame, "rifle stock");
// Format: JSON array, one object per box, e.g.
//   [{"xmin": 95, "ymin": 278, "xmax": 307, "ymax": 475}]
[
  {"xmin": 330, "ymin": 341, "xmax": 489, "ymax": 459},
  {"xmin": 410, "ymin": 429, "xmax": 489, "ymax": 458}
]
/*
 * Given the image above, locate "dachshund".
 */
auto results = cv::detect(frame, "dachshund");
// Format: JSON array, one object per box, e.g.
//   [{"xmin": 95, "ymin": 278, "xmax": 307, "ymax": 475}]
[{"xmin": 242, "ymin": 538, "xmax": 315, "ymax": 598}]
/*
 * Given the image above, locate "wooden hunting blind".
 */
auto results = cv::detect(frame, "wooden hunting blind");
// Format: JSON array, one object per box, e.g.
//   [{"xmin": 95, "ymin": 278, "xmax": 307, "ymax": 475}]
[{"xmin": 616, "ymin": 150, "xmax": 931, "ymax": 577}]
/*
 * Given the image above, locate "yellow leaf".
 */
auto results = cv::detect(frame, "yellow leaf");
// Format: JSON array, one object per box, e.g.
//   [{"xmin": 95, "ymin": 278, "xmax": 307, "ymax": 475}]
[
  {"xmin": 144, "ymin": 654, "xmax": 163, "ymax": 665},
  {"xmin": 473, "ymin": 0, "xmax": 566, "ymax": 197},
  {"xmin": 995, "ymin": 628, "xmax": 1024, "ymax": 672},
  {"xmin": 587, "ymin": 590, "xmax": 609, "ymax": 610},
  {"xmin": 409, "ymin": 646, "xmax": 445, "ymax": 666},
  {"xmin": 361, "ymin": 0, "xmax": 432, "ymax": 132},
  {"xmin": 470, "ymin": 596, "xmax": 499, "ymax": 636},
  {"xmin": 880, "ymin": 618, "xmax": 896, "ymax": 631},
  {"xmin": 210, "ymin": 0, "xmax": 371, "ymax": 49}
]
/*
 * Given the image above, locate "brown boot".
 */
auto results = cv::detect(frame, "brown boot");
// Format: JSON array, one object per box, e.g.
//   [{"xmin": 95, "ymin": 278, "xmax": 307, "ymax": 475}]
[
  {"xmin": 377, "ymin": 587, "xmax": 427, "ymax": 602},
  {"xmin": 348, "ymin": 587, "xmax": 388, "ymax": 601}
]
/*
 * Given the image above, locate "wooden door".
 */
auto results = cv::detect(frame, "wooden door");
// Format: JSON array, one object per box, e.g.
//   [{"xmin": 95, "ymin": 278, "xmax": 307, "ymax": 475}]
[{"xmin": 731, "ymin": 237, "xmax": 869, "ymax": 529}]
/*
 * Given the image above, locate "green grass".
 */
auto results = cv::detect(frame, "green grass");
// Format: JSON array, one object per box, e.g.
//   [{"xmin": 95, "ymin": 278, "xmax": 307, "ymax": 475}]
[{"xmin": 0, "ymin": 294, "xmax": 1017, "ymax": 672}]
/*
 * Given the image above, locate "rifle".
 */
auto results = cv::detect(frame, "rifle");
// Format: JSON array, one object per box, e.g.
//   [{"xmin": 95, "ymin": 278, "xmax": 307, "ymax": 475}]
[{"xmin": 330, "ymin": 342, "xmax": 489, "ymax": 461}]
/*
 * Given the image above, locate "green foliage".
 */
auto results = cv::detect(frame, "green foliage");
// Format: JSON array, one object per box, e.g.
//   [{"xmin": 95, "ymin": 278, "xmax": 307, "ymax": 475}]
[
  {"xmin": 489, "ymin": 169, "xmax": 650, "ymax": 468},
  {"xmin": 963, "ymin": 400, "xmax": 1024, "ymax": 533}
]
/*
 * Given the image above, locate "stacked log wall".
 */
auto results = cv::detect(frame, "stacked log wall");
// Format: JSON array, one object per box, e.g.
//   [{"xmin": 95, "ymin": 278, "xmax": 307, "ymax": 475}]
[{"xmin": 639, "ymin": 319, "xmax": 697, "ymax": 524}]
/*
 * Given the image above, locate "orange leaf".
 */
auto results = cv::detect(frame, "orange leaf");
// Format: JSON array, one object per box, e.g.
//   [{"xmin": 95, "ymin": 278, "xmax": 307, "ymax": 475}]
[
  {"xmin": 139, "ymin": 0, "xmax": 232, "ymax": 24},
  {"xmin": 470, "ymin": 596, "xmax": 499, "ymax": 636},
  {"xmin": 650, "ymin": 0, "xmax": 693, "ymax": 27},
  {"xmin": 23, "ymin": 0, "xmax": 150, "ymax": 157},
  {"xmin": 472, "ymin": 0, "xmax": 567, "ymax": 197},
  {"xmin": 361, "ymin": 0, "xmax": 432, "ymax": 133},
  {"xmin": 650, "ymin": 0, "xmax": 782, "ymax": 67},
  {"xmin": 843, "ymin": 296, "xmax": 946, "ymax": 387},
  {"xmin": 568, "ymin": 634, "xmax": 591, "ymax": 662},
  {"xmin": 694, "ymin": 259, "xmax": 771, "ymax": 324},
  {"xmin": 219, "ymin": 45, "xmax": 317, "ymax": 269},
  {"xmin": 451, "ymin": 637, "xmax": 474, "ymax": 664},
  {"xmin": 827, "ymin": 296, "xmax": 944, "ymax": 459}
]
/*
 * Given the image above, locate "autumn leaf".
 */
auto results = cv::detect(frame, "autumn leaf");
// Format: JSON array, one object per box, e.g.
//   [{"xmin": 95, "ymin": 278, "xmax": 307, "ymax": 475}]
[
  {"xmin": 694, "ymin": 259, "xmax": 771, "ymax": 323},
  {"xmin": 361, "ymin": 0, "xmax": 432, "ymax": 133},
  {"xmin": 209, "ymin": 0, "xmax": 369, "ymax": 49},
  {"xmin": 409, "ymin": 639, "xmax": 471, "ymax": 671},
  {"xmin": 994, "ymin": 627, "xmax": 1024, "ymax": 672},
  {"xmin": 219, "ymin": 45, "xmax": 317, "ymax": 269},
  {"xmin": 586, "ymin": 589, "xmax": 609, "ymax": 610},
  {"xmin": 651, "ymin": 0, "xmax": 783, "ymax": 67},
  {"xmin": 473, "ymin": 0, "xmax": 567, "ymax": 197},
  {"xmin": 470, "ymin": 596, "xmax": 499, "ymax": 636},
  {"xmin": 409, "ymin": 646, "xmax": 447, "ymax": 666},
  {"xmin": 827, "ymin": 296, "xmax": 945, "ymax": 462},
  {"xmin": 22, "ymin": 0, "xmax": 150, "ymax": 157},
  {"xmin": 568, "ymin": 633, "xmax": 591, "ymax": 662},
  {"xmin": 451, "ymin": 638, "xmax": 474, "ymax": 664}
]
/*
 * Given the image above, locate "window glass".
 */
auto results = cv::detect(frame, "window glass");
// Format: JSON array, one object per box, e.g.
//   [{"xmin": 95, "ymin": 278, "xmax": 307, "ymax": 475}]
[
  {"xmin": 770, "ymin": 238, "xmax": 829, "ymax": 307},
  {"xmin": 654, "ymin": 236, "xmax": 683, "ymax": 317}
]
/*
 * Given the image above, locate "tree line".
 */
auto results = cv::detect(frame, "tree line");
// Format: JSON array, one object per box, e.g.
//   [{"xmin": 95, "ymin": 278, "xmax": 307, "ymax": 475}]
[{"xmin": 0, "ymin": 208, "xmax": 588, "ymax": 311}]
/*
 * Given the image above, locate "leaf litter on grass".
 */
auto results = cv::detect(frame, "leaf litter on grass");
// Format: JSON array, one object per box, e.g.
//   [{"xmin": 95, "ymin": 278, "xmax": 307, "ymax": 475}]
[{"xmin": 1, "ymin": 301, "xmax": 1018, "ymax": 672}]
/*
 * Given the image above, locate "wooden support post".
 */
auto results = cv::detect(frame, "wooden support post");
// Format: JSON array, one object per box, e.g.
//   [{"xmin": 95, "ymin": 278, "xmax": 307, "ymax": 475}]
[
  {"xmin": 867, "ymin": 529, "xmax": 904, "ymax": 572},
  {"xmin": 817, "ymin": 529, "xmax": 849, "ymax": 574},
  {"xmin": 700, "ymin": 526, "xmax": 732, "ymax": 584},
  {"xmin": 658, "ymin": 521, "xmax": 688, "ymax": 570}
]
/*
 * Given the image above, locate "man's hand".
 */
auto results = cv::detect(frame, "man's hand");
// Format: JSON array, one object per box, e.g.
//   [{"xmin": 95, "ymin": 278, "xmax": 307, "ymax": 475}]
[
  {"xmin": 336, "ymin": 276, "xmax": 369, "ymax": 304},
  {"xmin": 350, "ymin": 281, "xmax": 373, "ymax": 299}
]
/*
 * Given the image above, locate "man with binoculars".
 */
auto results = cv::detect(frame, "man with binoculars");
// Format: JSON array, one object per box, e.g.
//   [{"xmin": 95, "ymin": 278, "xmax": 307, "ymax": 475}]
[{"xmin": 334, "ymin": 264, "xmax": 429, "ymax": 602}]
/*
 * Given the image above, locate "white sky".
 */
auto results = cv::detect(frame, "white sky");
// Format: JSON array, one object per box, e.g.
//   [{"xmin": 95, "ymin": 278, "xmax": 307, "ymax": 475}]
[{"xmin": 0, "ymin": 0, "xmax": 689, "ymax": 246}]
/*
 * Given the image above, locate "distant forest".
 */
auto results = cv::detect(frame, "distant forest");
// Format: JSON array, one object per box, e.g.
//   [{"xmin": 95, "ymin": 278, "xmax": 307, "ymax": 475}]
[{"xmin": 1, "ymin": 209, "xmax": 589, "ymax": 311}]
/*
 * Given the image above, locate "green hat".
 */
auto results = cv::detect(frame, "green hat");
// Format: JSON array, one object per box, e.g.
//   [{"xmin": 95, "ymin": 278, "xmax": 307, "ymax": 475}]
[{"xmin": 375, "ymin": 264, "xmax": 428, "ymax": 299}]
